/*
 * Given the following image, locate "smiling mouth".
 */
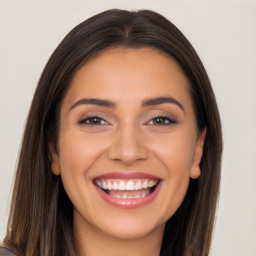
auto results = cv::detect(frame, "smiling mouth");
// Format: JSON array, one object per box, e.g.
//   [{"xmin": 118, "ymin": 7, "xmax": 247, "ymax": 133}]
[{"xmin": 94, "ymin": 178, "xmax": 160, "ymax": 199}]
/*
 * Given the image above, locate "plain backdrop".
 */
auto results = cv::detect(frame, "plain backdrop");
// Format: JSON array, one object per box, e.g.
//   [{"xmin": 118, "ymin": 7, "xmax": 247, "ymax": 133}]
[{"xmin": 0, "ymin": 1, "xmax": 256, "ymax": 255}]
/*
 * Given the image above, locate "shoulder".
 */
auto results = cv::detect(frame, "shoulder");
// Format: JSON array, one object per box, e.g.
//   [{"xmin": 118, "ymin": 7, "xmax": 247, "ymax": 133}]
[{"xmin": 0, "ymin": 246, "xmax": 17, "ymax": 256}]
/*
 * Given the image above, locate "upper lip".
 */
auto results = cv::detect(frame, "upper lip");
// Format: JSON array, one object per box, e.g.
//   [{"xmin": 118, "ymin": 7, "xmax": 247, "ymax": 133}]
[{"xmin": 93, "ymin": 172, "xmax": 161, "ymax": 181}]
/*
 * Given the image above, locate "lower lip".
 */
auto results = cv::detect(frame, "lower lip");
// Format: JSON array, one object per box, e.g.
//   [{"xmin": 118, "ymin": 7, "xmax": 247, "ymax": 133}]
[{"xmin": 94, "ymin": 182, "xmax": 162, "ymax": 209}]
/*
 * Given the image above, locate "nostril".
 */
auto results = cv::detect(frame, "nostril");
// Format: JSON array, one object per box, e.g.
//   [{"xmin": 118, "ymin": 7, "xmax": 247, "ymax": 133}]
[
  {"xmin": 108, "ymin": 148, "xmax": 148, "ymax": 164},
  {"xmin": 107, "ymin": 125, "xmax": 149, "ymax": 164},
  {"xmin": 107, "ymin": 139, "xmax": 148, "ymax": 164}
]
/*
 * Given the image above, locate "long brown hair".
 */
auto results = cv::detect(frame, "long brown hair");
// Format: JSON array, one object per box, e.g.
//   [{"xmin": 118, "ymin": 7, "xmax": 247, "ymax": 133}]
[{"xmin": 4, "ymin": 9, "xmax": 222, "ymax": 256}]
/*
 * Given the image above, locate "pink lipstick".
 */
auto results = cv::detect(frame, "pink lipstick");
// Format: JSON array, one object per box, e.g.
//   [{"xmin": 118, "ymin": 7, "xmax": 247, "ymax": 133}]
[{"xmin": 93, "ymin": 172, "xmax": 162, "ymax": 209}]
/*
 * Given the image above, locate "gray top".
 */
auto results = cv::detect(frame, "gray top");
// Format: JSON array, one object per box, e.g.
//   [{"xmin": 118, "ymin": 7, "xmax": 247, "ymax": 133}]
[{"xmin": 0, "ymin": 246, "xmax": 17, "ymax": 256}]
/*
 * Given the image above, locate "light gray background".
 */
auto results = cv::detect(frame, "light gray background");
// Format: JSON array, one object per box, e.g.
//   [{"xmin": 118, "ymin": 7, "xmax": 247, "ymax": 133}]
[{"xmin": 0, "ymin": 1, "xmax": 256, "ymax": 255}]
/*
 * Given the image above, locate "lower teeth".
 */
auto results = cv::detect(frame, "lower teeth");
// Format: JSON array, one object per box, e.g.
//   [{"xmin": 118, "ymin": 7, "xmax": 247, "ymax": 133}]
[
  {"xmin": 103, "ymin": 185, "xmax": 157, "ymax": 199},
  {"xmin": 111, "ymin": 191, "xmax": 149, "ymax": 199}
]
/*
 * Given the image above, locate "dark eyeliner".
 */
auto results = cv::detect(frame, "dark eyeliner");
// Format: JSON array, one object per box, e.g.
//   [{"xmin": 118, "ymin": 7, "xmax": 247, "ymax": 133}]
[
  {"xmin": 78, "ymin": 116, "xmax": 108, "ymax": 125},
  {"xmin": 150, "ymin": 116, "xmax": 177, "ymax": 125}
]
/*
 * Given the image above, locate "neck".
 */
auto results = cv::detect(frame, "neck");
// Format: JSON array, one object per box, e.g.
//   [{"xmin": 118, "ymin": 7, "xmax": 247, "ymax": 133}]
[{"xmin": 73, "ymin": 214, "xmax": 164, "ymax": 256}]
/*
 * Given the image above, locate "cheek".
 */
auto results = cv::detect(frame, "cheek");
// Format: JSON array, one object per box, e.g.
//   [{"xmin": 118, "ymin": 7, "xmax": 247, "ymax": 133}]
[
  {"xmin": 149, "ymin": 131, "xmax": 195, "ymax": 216},
  {"xmin": 58, "ymin": 131, "xmax": 106, "ymax": 169},
  {"xmin": 57, "ymin": 131, "xmax": 110, "ymax": 217},
  {"xmin": 57, "ymin": 131, "xmax": 108, "ymax": 192},
  {"xmin": 152, "ymin": 131, "xmax": 195, "ymax": 174}
]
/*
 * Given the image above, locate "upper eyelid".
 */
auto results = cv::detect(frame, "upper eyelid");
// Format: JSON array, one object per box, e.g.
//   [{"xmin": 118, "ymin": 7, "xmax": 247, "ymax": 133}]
[
  {"xmin": 78, "ymin": 115, "xmax": 110, "ymax": 124},
  {"xmin": 145, "ymin": 112, "xmax": 177, "ymax": 121},
  {"xmin": 143, "ymin": 108, "xmax": 177, "ymax": 118},
  {"xmin": 77, "ymin": 110, "xmax": 178, "ymax": 124},
  {"xmin": 146, "ymin": 116, "xmax": 177, "ymax": 124},
  {"xmin": 78, "ymin": 111, "xmax": 110, "ymax": 120}
]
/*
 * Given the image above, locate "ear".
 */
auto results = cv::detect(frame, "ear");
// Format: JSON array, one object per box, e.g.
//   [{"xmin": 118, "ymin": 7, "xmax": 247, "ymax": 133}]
[
  {"xmin": 190, "ymin": 128, "xmax": 206, "ymax": 179},
  {"xmin": 48, "ymin": 142, "xmax": 61, "ymax": 176}
]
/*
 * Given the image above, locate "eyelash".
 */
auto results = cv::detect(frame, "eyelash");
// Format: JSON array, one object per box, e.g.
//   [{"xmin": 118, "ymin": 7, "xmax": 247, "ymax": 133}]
[
  {"xmin": 78, "ymin": 115, "xmax": 177, "ymax": 126},
  {"xmin": 147, "ymin": 116, "xmax": 177, "ymax": 125},
  {"xmin": 78, "ymin": 116, "xmax": 109, "ymax": 125}
]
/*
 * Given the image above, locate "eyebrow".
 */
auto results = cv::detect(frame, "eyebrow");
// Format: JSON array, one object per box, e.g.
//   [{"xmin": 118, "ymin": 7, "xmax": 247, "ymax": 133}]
[
  {"xmin": 69, "ymin": 98, "xmax": 116, "ymax": 111},
  {"xmin": 69, "ymin": 96, "xmax": 184, "ymax": 112},
  {"xmin": 142, "ymin": 97, "xmax": 185, "ymax": 112}
]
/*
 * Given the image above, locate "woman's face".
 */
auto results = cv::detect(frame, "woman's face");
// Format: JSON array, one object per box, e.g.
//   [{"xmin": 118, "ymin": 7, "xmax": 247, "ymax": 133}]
[{"xmin": 50, "ymin": 47, "xmax": 205, "ymax": 240}]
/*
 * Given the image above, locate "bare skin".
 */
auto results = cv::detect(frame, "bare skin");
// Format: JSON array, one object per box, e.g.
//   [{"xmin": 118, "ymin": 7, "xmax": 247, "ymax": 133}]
[
  {"xmin": 74, "ymin": 215, "xmax": 164, "ymax": 256},
  {"xmin": 50, "ymin": 47, "xmax": 206, "ymax": 256}
]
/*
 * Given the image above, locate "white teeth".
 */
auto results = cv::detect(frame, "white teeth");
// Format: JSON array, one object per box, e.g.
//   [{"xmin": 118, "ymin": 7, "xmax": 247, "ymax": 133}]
[
  {"xmin": 95, "ymin": 180, "xmax": 102, "ymax": 188},
  {"xmin": 119, "ymin": 181, "xmax": 126, "ymax": 190},
  {"xmin": 148, "ymin": 180, "xmax": 156, "ymax": 187},
  {"xmin": 128, "ymin": 194, "xmax": 140, "ymax": 199},
  {"xmin": 113, "ymin": 193, "xmax": 146, "ymax": 199},
  {"xmin": 113, "ymin": 181, "xmax": 119, "ymax": 190},
  {"xmin": 122, "ymin": 194, "xmax": 128, "ymax": 199},
  {"xmin": 103, "ymin": 180, "xmax": 107, "ymax": 190},
  {"xmin": 126, "ymin": 180, "xmax": 135, "ymax": 190},
  {"xmin": 142, "ymin": 180, "xmax": 148, "ymax": 189},
  {"xmin": 95, "ymin": 178, "xmax": 158, "ymax": 191},
  {"xmin": 106, "ymin": 182, "xmax": 155, "ymax": 199},
  {"xmin": 135, "ymin": 180, "xmax": 142, "ymax": 190},
  {"xmin": 107, "ymin": 181, "xmax": 112, "ymax": 190}
]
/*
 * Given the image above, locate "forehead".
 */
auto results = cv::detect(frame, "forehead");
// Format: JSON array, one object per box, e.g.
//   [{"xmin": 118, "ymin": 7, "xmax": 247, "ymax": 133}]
[{"xmin": 63, "ymin": 47, "xmax": 191, "ymax": 107}]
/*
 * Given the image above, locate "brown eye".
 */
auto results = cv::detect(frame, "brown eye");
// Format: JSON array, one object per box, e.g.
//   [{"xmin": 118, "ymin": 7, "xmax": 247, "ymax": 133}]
[
  {"xmin": 79, "ymin": 116, "xmax": 108, "ymax": 125},
  {"xmin": 149, "ymin": 116, "xmax": 176, "ymax": 125}
]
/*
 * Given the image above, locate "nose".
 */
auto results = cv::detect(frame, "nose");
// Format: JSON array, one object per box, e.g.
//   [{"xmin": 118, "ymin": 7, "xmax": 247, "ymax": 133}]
[{"xmin": 108, "ymin": 125, "xmax": 148, "ymax": 165}]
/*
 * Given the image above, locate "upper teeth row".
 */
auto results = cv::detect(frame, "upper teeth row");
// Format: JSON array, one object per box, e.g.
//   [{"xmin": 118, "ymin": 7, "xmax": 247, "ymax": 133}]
[{"xmin": 95, "ymin": 179, "xmax": 158, "ymax": 191}]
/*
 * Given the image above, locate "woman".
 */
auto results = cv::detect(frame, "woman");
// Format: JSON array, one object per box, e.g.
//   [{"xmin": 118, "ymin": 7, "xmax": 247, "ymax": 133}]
[{"xmin": 1, "ymin": 9, "xmax": 222, "ymax": 256}]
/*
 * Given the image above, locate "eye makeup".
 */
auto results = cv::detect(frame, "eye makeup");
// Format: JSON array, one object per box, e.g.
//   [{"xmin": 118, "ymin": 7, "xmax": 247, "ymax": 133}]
[{"xmin": 78, "ymin": 116, "xmax": 109, "ymax": 125}]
